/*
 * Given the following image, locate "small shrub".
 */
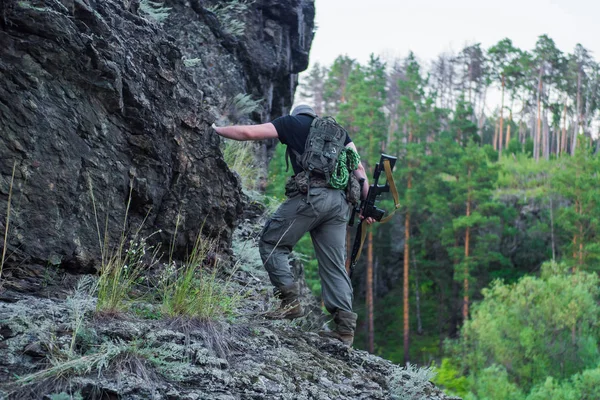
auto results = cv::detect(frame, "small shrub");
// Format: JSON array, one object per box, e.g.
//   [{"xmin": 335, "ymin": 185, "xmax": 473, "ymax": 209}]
[
  {"xmin": 183, "ymin": 57, "xmax": 202, "ymax": 67},
  {"xmin": 66, "ymin": 276, "xmax": 97, "ymax": 355},
  {"xmin": 139, "ymin": 0, "xmax": 171, "ymax": 23},
  {"xmin": 389, "ymin": 363, "xmax": 437, "ymax": 400},
  {"xmin": 15, "ymin": 340, "xmax": 130, "ymax": 385},
  {"xmin": 433, "ymin": 358, "xmax": 469, "ymax": 397},
  {"xmin": 14, "ymin": 339, "xmax": 188, "ymax": 388},
  {"xmin": 470, "ymin": 365, "xmax": 524, "ymax": 400}
]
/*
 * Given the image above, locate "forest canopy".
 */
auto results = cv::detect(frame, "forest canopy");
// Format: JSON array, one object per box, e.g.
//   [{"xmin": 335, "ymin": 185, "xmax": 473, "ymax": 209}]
[{"xmin": 265, "ymin": 35, "xmax": 600, "ymax": 399}]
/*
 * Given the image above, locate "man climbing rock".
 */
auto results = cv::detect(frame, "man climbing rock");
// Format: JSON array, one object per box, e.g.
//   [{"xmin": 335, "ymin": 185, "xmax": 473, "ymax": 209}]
[{"xmin": 212, "ymin": 104, "xmax": 374, "ymax": 347}]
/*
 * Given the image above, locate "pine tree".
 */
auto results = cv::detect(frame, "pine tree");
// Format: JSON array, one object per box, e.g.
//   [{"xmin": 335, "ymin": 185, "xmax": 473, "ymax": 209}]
[
  {"xmin": 323, "ymin": 55, "xmax": 355, "ymax": 116},
  {"xmin": 395, "ymin": 52, "xmax": 432, "ymax": 363},
  {"xmin": 488, "ymin": 39, "xmax": 523, "ymax": 156},
  {"xmin": 335, "ymin": 55, "xmax": 387, "ymax": 353},
  {"xmin": 338, "ymin": 54, "xmax": 387, "ymax": 166},
  {"xmin": 449, "ymin": 141, "xmax": 502, "ymax": 318},
  {"xmin": 531, "ymin": 35, "xmax": 563, "ymax": 160},
  {"xmin": 552, "ymin": 137, "xmax": 600, "ymax": 269}
]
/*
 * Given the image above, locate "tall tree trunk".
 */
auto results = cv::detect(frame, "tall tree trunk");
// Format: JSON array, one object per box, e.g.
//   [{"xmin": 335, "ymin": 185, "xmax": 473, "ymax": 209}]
[
  {"xmin": 403, "ymin": 121, "xmax": 414, "ymax": 364},
  {"xmin": 560, "ymin": 102, "xmax": 568, "ymax": 155},
  {"xmin": 412, "ymin": 250, "xmax": 423, "ymax": 335},
  {"xmin": 463, "ymin": 169, "xmax": 472, "ymax": 320},
  {"xmin": 535, "ymin": 70, "xmax": 543, "ymax": 161},
  {"xmin": 573, "ymin": 200, "xmax": 580, "ymax": 267},
  {"xmin": 449, "ymin": 236, "xmax": 461, "ymax": 337},
  {"xmin": 498, "ymin": 75, "xmax": 505, "ymax": 157},
  {"xmin": 403, "ymin": 174, "xmax": 411, "ymax": 365},
  {"xmin": 554, "ymin": 123, "xmax": 560, "ymax": 156},
  {"xmin": 493, "ymin": 120, "xmax": 499, "ymax": 150},
  {"xmin": 550, "ymin": 196, "xmax": 556, "ymax": 261},
  {"xmin": 366, "ymin": 230, "xmax": 374, "ymax": 353},
  {"xmin": 518, "ymin": 120, "xmax": 524, "ymax": 144},
  {"xmin": 578, "ymin": 201, "xmax": 583, "ymax": 266},
  {"xmin": 477, "ymin": 85, "xmax": 488, "ymax": 137},
  {"xmin": 543, "ymin": 112, "xmax": 550, "ymax": 160},
  {"xmin": 571, "ymin": 122, "xmax": 578, "ymax": 156},
  {"xmin": 505, "ymin": 110, "xmax": 512, "ymax": 149}
]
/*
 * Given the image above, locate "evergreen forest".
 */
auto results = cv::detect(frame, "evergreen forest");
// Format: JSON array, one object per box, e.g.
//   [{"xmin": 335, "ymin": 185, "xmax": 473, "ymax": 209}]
[{"xmin": 266, "ymin": 36, "xmax": 600, "ymax": 399}]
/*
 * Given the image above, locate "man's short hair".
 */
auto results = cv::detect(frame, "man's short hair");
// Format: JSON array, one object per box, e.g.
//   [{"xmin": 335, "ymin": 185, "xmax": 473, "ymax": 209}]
[{"xmin": 290, "ymin": 104, "xmax": 317, "ymax": 118}]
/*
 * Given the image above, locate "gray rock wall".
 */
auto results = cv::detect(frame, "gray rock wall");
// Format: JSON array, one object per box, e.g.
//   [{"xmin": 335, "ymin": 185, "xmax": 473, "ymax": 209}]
[{"xmin": 0, "ymin": 0, "xmax": 314, "ymax": 274}]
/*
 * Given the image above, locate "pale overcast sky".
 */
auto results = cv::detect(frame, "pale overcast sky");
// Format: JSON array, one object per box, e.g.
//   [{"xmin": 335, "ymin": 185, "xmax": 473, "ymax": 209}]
[{"xmin": 306, "ymin": 0, "xmax": 600, "ymax": 69}]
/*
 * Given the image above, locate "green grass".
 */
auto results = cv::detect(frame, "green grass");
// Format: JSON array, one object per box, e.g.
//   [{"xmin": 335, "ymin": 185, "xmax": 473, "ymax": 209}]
[
  {"xmin": 95, "ymin": 235, "xmax": 160, "ymax": 314},
  {"xmin": 161, "ymin": 230, "xmax": 241, "ymax": 320},
  {"xmin": 206, "ymin": 1, "xmax": 254, "ymax": 37},
  {"xmin": 223, "ymin": 140, "xmax": 257, "ymax": 190},
  {"xmin": 88, "ymin": 177, "xmax": 160, "ymax": 314}
]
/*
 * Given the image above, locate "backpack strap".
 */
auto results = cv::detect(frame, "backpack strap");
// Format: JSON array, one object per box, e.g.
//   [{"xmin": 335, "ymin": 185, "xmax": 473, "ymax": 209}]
[{"xmin": 285, "ymin": 147, "xmax": 291, "ymax": 173}]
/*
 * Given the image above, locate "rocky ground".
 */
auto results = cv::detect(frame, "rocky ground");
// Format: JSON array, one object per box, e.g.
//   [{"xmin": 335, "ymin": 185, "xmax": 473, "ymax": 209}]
[{"xmin": 0, "ymin": 200, "xmax": 460, "ymax": 400}]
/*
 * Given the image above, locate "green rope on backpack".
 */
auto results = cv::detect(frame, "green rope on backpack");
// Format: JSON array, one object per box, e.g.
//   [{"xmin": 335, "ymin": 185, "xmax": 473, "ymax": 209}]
[{"xmin": 329, "ymin": 148, "xmax": 361, "ymax": 189}]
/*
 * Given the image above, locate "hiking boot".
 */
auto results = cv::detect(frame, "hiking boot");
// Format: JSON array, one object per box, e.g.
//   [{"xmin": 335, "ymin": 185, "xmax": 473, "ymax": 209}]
[
  {"xmin": 318, "ymin": 309, "xmax": 357, "ymax": 347},
  {"xmin": 264, "ymin": 283, "xmax": 304, "ymax": 320}
]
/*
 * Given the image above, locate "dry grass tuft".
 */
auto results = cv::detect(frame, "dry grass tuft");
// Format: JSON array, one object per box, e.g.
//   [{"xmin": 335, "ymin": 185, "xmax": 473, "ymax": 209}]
[{"xmin": 0, "ymin": 162, "xmax": 16, "ymax": 287}]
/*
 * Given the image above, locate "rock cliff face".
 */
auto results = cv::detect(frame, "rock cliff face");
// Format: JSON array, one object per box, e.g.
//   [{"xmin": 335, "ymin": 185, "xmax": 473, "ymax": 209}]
[{"xmin": 0, "ymin": 0, "xmax": 314, "ymax": 277}]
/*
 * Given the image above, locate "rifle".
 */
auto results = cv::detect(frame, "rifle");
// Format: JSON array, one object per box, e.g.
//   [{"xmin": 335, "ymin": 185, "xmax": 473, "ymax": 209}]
[{"xmin": 348, "ymin": 153, "xmax": 398, "ymax": 278}]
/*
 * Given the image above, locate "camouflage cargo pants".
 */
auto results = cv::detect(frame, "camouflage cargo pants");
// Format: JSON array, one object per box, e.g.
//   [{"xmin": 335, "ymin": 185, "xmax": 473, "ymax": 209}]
[{"xmin": 259, "ymin": 187, "xmax": 353, "ymax": 314}]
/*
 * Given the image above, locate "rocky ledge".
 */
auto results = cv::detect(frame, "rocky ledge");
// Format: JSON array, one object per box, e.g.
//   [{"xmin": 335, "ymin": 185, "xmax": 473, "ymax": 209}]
[{"xmin": 0, "ymin": 208, "xmax": 459, "ymax": 400}]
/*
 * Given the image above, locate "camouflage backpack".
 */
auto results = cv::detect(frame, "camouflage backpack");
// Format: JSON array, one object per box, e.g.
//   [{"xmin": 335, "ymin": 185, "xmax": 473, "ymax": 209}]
[{"xmin": 295, "ymin": 116, "xmax": 348, "ymax": 184}]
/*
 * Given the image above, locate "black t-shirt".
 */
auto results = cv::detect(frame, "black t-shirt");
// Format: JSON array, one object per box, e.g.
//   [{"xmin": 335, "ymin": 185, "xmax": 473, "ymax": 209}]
[{"xmin": 271, "ymin": 114, "xmax": 352, "ymax": 175}]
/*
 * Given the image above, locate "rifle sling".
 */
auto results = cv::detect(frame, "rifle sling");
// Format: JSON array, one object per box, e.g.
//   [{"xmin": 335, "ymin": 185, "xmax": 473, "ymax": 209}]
[
  {"xmin": 379, "ymin": 159, "xmax": 401, "ymax": 223},
  {"xmin": 350, "ymin": 159, "xmax": 402, "ymax": 270}
]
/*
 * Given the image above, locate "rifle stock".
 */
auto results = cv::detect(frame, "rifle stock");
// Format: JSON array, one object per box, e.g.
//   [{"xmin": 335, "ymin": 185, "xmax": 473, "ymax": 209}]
[{"xmin": 348, "ymin": 154, "xmax": 398, "ymax": 278}]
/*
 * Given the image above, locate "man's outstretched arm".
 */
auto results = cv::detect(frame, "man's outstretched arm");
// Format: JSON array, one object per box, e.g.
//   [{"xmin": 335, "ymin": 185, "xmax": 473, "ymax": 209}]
[{"xmin": 212, "ymin": 122, "xmax": 278, "ymax": 141}]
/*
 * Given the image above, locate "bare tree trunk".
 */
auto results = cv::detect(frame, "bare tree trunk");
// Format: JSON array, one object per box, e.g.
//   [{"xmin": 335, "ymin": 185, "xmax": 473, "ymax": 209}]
[
  {"xmin": 560, "ymin": 102, "xmax": 568, "ymax": 155},
  {"xmin": 572, "ymin": 121, "xmax": 578, "ymax": 156},
  {"xmin": 367, "ymin": 230, "xmax": 374, "ymax": 353},
  {"xmin": 498, "ymin": 75, "xmax": 505, "ymax": 157},
  {"xmin": 519, "ymin": 119, "xmax": 524, "ymax": 144},
  {"xmin": 477, "ymin": 85, "xmax": 488, "ymax": 137}
]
